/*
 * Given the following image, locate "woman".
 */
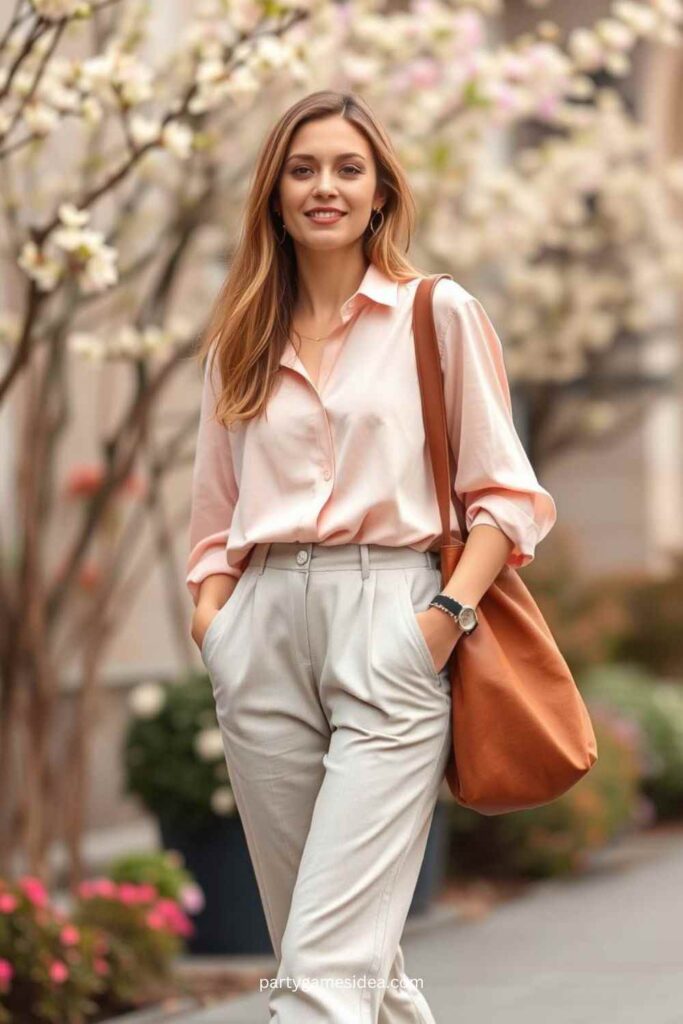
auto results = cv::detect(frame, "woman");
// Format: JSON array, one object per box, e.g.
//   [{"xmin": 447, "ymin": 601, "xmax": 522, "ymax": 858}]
[{"xmin": 186, "ymin": 90, "xmax": 556, "ymax": 1023}]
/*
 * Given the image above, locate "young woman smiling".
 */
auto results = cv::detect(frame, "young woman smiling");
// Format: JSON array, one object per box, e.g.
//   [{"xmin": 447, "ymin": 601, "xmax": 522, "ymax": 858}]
[{"xmin": 186, "ymin": 90, "xmax": 556, "ymax": 1023}]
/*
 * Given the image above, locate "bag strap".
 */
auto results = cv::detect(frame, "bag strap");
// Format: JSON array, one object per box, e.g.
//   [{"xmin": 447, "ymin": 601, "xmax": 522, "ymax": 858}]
[{"xmin": 411, "ymin": 274, "xmax": 468, "ymax": 549}]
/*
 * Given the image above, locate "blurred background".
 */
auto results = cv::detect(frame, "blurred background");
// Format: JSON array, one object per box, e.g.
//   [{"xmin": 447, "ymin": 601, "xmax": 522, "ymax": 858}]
[{"xmin": 1, "ymin": 0, "xmax": 683, "ymax": 1021}]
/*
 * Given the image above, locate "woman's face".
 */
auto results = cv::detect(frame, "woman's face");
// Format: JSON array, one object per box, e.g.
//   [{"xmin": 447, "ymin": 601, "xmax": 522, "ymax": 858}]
[{"xmin": 275, "ymin": 115, "xmax": 385, "ymax": 253}]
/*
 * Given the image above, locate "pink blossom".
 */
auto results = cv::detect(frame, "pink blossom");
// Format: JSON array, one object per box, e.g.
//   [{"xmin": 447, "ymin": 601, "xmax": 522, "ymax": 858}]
[
  {"xmin": 78, "ymin": 877, "xmax": 117, "ymax": 900},
  {"xmin": 153, "ymin": 899, "xmax": 194, "ymax": 937},
  {"xmin": 19, "ymin": 876, "xmax": 48, "ymax": 908},
  {"xmin": 0, "ymin": 892, "xmax": 18, "ymax": 914},
  {"xmin": 179, "ymin": 882, "xmax": 205, "ymax": 915},
  {"xmin": 49, "ymin": 960, "xmax": 69, "ymax": 984},
  {"xmin": 94, "ymin": 957, "xmax": 110, "ymax": 976},
  {"xmin": 145, "ymin": 909, "xmax": 166, "ymax": 930},
  {"xmin": 117, "ymin": 881, "xmax": 157, "ymax": 905},
  {"xmin": 0, "ymin": 959, "xmax": 14, "ymax": 993},
  {"xmin": 60, "ymin": 924, "xmax": 80, "ymax": 946}
]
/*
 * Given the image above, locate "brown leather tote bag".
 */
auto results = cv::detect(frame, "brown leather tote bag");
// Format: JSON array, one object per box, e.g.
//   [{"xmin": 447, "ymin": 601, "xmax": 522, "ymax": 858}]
[{"xmin": 413, "ymin": 274, "xmax": 598, "ymax": 815}]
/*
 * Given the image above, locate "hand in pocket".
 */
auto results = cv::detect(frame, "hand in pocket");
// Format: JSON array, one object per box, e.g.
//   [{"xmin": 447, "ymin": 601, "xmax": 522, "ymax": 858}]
[{"xmin": 414, "ymin": 608, "xmax": 462, "ymax": 674}]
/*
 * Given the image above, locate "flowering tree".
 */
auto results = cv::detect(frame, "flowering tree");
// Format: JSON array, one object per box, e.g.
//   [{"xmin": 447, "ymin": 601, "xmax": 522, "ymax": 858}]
[{"xmin": 0, "ymin": 0, "xmax": 682, "ymax": 885}]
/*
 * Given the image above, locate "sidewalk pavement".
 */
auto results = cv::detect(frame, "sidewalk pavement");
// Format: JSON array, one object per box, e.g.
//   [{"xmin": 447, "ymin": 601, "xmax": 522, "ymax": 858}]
[{"xmin": 117, "ymin": 823, "xmax": 683, "ymax": 1023}]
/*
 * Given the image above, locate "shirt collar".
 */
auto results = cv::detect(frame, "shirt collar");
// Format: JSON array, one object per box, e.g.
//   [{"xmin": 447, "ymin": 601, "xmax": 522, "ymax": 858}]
[{"xmin": 280, "ymin": 262, "xmax": 399, "ymax": 368}]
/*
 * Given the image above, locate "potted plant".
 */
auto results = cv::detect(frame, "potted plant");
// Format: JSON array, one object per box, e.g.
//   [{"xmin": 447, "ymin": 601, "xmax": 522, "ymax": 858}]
[{"xmin": 123, "ymin": 672, "xmax": 272, "ymax": 955}]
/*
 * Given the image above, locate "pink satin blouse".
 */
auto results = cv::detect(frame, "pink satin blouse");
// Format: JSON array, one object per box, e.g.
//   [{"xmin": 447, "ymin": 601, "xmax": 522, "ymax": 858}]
[{"xmin": 186, "ymin": 262, "xmax": 557, "ymax": 604}]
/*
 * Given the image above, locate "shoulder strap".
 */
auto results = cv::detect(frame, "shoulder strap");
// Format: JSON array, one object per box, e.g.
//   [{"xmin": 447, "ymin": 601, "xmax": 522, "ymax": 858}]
[{"xmin": 411, "ymin": 274, "xmax": 468, "ymax": 548}]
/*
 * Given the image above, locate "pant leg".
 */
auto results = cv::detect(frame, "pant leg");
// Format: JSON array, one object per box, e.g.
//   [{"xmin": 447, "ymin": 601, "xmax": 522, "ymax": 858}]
[
  {"xmin": 268, "ymin": 553, "xmax": 452, "ymax": 1023},
  {"xmin": 201, "ymin": 558, "xmax": 330, "ymax": 958}
]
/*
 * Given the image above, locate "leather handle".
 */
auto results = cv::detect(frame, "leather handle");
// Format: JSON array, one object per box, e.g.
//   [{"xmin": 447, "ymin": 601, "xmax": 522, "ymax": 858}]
[{"xmin": 411, "ymin": 274, "xmax": 468, "ymax": 550}]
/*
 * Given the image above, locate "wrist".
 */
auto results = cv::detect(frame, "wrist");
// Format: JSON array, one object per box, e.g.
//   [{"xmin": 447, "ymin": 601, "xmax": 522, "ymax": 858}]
[
  {"xmin": 429, "ymin": 592, "xmax": 479, "ymax": 636},
  {"xmin": 428, "ymin": 605, "xmax": 463, "ymax": 641}
]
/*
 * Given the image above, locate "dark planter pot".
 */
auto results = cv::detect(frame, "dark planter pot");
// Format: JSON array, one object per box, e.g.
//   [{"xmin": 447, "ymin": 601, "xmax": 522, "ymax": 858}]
[
  {"xmin": 407, "ymin": 799, "xmax": 449, "ymax": 916},
  {"xmin": 158, "ymin": 814, "xmax": 272, "ymax": 955}
]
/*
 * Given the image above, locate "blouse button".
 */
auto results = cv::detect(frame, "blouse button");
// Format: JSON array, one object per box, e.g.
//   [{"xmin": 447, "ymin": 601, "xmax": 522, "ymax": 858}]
[{"xmin": 323, "ymin": 468, "xmax": 331, "ymax": 480}]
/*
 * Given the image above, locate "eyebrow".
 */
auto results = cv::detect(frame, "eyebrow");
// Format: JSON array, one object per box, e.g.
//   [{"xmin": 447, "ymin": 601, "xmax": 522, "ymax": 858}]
[{"xmin": 285, "ymin": 152, "xmax": 367, "ymax": 163}]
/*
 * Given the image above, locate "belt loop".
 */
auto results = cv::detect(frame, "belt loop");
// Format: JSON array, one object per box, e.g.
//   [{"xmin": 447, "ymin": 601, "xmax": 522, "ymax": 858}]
[
  {"xmin": 360, "ymin": 543, "xmax": 370, "ymax": 581},
  {"xmin": 258, "ymin": 541, "xmax": 272, "ymax": 575}
]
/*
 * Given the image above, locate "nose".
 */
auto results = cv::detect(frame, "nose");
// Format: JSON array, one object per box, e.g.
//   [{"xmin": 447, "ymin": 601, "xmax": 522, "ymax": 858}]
[{"xmin": 314, "ymin": 168, "xmax": 337, "ymax": 195}]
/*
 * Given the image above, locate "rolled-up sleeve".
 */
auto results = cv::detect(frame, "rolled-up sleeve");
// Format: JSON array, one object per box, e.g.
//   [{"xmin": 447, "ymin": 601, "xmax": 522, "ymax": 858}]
[
  {"xmin": 185, "ymin": 346, "xmax": 242, "ymax": 605},
  {"xmin": 440, "ymin": 296, "xmax": 557, "ymax": 569}
]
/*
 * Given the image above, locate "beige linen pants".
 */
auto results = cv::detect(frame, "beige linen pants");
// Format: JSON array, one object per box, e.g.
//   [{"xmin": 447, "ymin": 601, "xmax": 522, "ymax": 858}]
[{"xmin": 201, "ymin": 540, "xmax": 453, "ymax": 1023}]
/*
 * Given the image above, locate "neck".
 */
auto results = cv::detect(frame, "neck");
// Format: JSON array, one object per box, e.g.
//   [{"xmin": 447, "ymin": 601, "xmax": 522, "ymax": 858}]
[{"xmin": 293, "ymin": 246, "xmax": 368, "ymax": 322}]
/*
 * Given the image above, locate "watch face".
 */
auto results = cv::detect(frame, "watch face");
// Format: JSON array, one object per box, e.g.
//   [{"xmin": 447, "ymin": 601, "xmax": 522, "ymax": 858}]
[{"xmin": 459, "ymin": 607, "xmax": 477, "ymax": 631}]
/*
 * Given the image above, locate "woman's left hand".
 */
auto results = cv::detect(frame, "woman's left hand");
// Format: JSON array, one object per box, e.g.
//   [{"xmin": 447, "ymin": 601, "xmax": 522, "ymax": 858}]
[{"xmin": 415, "ymin": 607, "xmax": 463, "ymax": 675}]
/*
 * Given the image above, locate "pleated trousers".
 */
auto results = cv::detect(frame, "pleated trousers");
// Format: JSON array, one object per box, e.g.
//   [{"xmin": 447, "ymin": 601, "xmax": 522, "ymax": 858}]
[{"xmin": 201, "ymin": 540, "xmax": 453, "ymax": 1023}]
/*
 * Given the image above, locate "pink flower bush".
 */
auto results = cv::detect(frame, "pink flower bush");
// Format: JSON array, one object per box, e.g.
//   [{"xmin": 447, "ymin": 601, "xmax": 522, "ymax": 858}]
[
  {"xmin": 0, "ymin": 872, "xmax": 193, "ymax": 1022},
  {"xmin": 75, "ymin": 876, "xmax": 194, "ymax": 939}
]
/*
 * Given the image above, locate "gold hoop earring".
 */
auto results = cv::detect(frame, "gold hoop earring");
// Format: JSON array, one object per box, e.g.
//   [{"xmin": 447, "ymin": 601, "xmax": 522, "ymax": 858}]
[{"xmin": 368, "ymin": 207, "xmax": 385, "ymax": 237}]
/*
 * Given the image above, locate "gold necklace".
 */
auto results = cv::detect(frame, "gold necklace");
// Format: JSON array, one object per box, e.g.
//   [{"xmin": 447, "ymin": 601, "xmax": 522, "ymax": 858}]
[{"xmin": 292, "ymin": 325, "xmax": 339, "ymax": 344}]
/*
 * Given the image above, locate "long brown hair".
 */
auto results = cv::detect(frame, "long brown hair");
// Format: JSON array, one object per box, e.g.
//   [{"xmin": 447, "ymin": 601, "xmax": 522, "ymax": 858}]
[{"xmin": 197, "ymin": 90, "xmax": 425, "ymax": 428}]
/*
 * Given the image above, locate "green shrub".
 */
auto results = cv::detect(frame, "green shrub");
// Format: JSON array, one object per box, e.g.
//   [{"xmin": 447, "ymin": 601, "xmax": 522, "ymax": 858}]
[
  {"xmin": 520, "ymin": 529, "xmax": 634, "ymax": 677},
  {"xmin": 610, "ymin": 552, "xmax": 683, "ymax": 678},
  {"xmin": 123, "ymin": 672, "xmax": 237, "ymax": 832},
  {"xmin": 581, "ymin": 662, "xmax": 683, "ymax": 818}
]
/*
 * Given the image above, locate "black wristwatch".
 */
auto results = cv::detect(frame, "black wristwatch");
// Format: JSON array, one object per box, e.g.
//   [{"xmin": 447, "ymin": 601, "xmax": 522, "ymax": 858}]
[{"xmin": 428, "ymin": 593, "xmax": 479, "ymax": 635}]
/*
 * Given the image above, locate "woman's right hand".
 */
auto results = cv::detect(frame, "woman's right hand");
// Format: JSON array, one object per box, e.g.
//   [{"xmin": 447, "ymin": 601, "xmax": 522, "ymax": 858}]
[
  {"xmin": 191, "ymin": 575, "xmax": 239, "ymax": 653},
  {"xmin": 191, "ymin": 602, "xmax": 222, "ymax": 653}
]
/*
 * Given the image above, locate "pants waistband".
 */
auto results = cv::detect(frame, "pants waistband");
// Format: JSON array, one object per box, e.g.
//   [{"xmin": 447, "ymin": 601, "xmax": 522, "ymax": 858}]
[{"xmin": 249, "ymin": 541, "xmax": 440, "ymax": 579}]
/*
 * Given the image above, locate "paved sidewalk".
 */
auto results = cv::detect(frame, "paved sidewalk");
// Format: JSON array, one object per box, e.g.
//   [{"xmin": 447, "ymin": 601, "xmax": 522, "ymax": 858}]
[{"xmin": 135, "ymin": 824, "xmax": 683, "ymax": 1023}]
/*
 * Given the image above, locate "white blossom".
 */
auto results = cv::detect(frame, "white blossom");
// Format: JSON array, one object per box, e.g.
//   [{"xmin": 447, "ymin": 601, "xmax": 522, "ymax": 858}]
[
  {"xmin": 79, "ymin": 244, "xmax": 118, "ymax": 293},
  {"xmin": 67, "ymin": 331, "xmax": 105, "ymax": 361},
  {"xmin": 18, "ymin": 241, "xmax": 63, "ymax": 292},
  {"xmin": 211, "ymin": 786, "xmax": 236, "ymax": 816},
  {"xmin": 23, "ymin": 102, "xmax": 59, "ymax": 136},
  {"xmin": 128, "ymin": 680, "xmax": 166, "ymax": 718},
  {"xmin": 129, "ymin": 114, "xmax": 161, "ymax": 147},
  {"xmin": 568, "ymin": 28, "xmax": 604, "ymax": 70},
  {"xmin": 194, "ymin": 727, "xmax": 224, "ymax": 761},
  {"xmin": 80, "ymin": 96, "xmax": 103, "ymax": 125},
  {"xmin": 141, "ymin": 325, "xmax": 167, "ymax": 353},
  {"xmin": 161, "ymin": 121, "xmax": 194, "ymax": 159},
  {"xmin": 58, "ymin": 203, "xmax": 90, "ymax": 228},
  {"xmin": 596, "ymin": 17, "xmax": 636, "ymax": 50},
  {"xmin": 613, "ymin": 1, "xmax": 658, "ymax": 35}
]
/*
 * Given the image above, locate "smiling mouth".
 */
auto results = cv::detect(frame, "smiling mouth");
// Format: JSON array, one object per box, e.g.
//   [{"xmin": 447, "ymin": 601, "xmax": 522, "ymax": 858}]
[{"xmin": 305, "ymin": 211, "xmax": 347, "ymax": 220}]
